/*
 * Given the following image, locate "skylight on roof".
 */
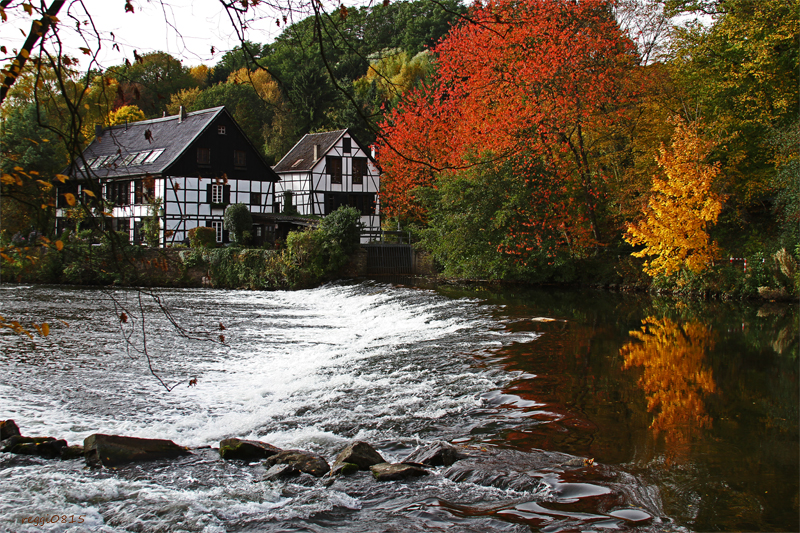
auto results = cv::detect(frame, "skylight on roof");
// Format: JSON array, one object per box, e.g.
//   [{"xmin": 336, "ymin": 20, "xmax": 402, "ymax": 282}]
[
  {"xmin": 132, "ymin": 151, "xmax": 151, "ymax": 165},
  {"xmin": 143, "ymin": 149, "xmax": 165, "ymax": 164},
  {"xmin": 291, "ymin": 158, "xmax": 304, "ymax": 168}
]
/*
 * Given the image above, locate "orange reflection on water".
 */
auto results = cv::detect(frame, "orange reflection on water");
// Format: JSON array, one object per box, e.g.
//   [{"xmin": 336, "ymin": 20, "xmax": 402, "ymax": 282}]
[{"xmin": 621, "ymin": 317, "xmax": 717, "ymax": 461}]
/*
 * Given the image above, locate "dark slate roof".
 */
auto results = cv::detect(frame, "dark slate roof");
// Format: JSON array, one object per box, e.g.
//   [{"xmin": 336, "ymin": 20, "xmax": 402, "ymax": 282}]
[
  {"xmin": 71, "ymin": 107, "xmax": 224, "ymax": 179},
  {"xmin": 272, "ymin": 129, "xmax": 347, "ymax": 173}
]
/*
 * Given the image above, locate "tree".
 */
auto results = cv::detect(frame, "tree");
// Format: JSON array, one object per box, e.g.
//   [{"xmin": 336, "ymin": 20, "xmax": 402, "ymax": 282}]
[
  {"xmin": 378, "ymin": 0, "xmax": 641, "ymax": 256},
  {"xmin": 666, "ymin": 0, "xmax": 799, "ymax": 247},
  {"xmin": 107, "ymin": 104, "xmax": 145, "ymax": 126},
  {"xmin": 223, "ymin": 203, "xmax": 253, "ymax": 245},
  {"xmin": 108, "ymin": 51, "xmax": 197, "ymax": 117},
  {"xmin": 625, "ymin": 118, "xmax": 724, "ymax": 277}
]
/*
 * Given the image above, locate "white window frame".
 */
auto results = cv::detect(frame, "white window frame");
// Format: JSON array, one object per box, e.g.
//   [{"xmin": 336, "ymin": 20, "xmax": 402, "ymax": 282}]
[
  {"xmin": 212, "ymin": 221, "xmax": 223, "ymax": 243},
  {"xmin": 217, "ymin": 125, "xmax": 226, "ymax": 135},
  {"xmin": 211, "ymin": 183, "xmax": 224, "ymax": 204}
]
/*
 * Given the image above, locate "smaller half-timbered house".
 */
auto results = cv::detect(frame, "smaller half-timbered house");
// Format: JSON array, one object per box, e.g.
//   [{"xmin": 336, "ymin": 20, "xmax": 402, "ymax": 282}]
[
  {"xmin": 58, "ymin": 106, "xmax": 279, "ymax": 246},
  {"xmin": 273, "ymin": 129, "xmax": 380, "ymax": 241}
]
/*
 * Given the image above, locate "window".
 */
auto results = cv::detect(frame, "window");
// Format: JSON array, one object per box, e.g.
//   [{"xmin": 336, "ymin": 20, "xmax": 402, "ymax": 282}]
[
  {"xmin": 197, "ymin": 147, "xmax": 211, "ymax": 165},
  {"xmin": 131, "ymin": 151, "xmax": 151, "ymax": 165},
  {"xmin": 327, "ymin": 156, "xmax": 342, "ymax": 184},
  {"xmin": 234, "ymin": 150, "xmax": 247, "ymax": 168},
  {"xmin": 120, "ymin": 153, "xmax": 137, "ymax": 166},
  {"xmin": 250, "ymin": 192, "xmax": 261, "ymax": 206},
  {"xmin": 91, "ymin": 156, "xmax": 109, "ymax": 169},
  {"xmin": 212, "ymin": 221, "xmax": 223, "ymax": 243},
  {"xmin": 107, "ymin": 180, "xmax": 131, "ymax": 205},
  {"xmin": 291, "ymin": 158, "xmax": 304, "ymax": 168},
  {"xmin": 352, "ymin": 157, "xmax": 367, "ymax": 185},
  {"xmin": 325, "ymin": 192, "xmax": 375, "ymax": 215},
  {"xmin": 342, "ymin": 137, "xmax": 351, "ymax": 154},
  {"xmin": 143, "ymin": 149, "xmax": 164, "ymax": 164},
  {"xmin": 217, "ymin": 125, "xmax": 226, "ymax": 135},
  {"xmin": 211, "ymin": 183, "xmax": 224, "ymax": 204}
]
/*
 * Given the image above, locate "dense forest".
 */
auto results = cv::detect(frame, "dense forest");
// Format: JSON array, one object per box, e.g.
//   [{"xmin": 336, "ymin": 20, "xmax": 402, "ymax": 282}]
[{"xmin": 0, "ymin": 0, "xmax": 797, "ymax": 298}]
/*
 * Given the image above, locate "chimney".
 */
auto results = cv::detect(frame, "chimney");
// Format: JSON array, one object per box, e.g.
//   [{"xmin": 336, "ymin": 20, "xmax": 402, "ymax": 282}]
[
  {"xmin": 178, "ymin": 106, "xmax": 187, "ymax": 123},
  {"xmin": 94, "ymin": 124, "xmax": 102, "ymax": 139},
  {"xmin": 313, "ymin": 144, "xmax": 320, "ymax": 160}
]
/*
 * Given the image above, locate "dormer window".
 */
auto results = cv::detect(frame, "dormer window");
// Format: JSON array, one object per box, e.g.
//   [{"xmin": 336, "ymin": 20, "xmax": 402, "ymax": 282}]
[
  {"xmin": 342, "ymin": 137, "xmax": 351, "ymax": 154},
  {"xmin": 217, "ymin": 125, "xmax": 226, "ymax": 135}
]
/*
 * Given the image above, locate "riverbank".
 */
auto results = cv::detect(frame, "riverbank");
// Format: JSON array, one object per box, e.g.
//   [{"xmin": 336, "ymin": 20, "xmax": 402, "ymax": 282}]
[{"xmin": 2, "ymin": 231, "xmax": 797, "ymax": 301}]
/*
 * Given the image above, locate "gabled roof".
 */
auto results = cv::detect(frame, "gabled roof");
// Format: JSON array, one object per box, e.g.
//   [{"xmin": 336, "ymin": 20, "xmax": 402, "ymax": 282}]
[
  {"xmin": 272, "ymin": 129, "xmax": 348, "ymax": 173},
  {"xmin": 70, "ymin": 106, "xmax": 265, "ymax": 179}
]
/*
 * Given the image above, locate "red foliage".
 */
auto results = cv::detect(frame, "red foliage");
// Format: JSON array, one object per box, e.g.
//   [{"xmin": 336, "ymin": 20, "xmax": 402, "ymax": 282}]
[{"xmin": 377, "ymin": 0, "xmax": 640, "ymax": 252}]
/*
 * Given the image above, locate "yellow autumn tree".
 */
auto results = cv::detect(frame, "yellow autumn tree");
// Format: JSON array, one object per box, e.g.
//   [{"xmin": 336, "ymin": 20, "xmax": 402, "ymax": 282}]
[
  {"xmin": 625, "ymin": 118, "xmax": 724, "ymax": 277},
  {"xmin": 107, "ymin": 105, "xmax": 146, "ymax": 126}
]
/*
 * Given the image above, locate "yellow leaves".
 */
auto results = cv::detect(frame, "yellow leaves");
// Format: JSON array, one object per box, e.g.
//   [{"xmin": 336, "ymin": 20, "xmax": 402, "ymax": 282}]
[
  {"xmin": 79, "ymin": 47, "xmax": 91, "ymax": 56},
  {"xmin": 55, "ymin": 174, "xmax": 69, "ymax": 183},
  {"xmin": 625, "ymin": 118, "xmax": 724, "ymax": 278},
  {"xmin": 621, "ymin": 316, "xmax": 717, "ymax": 462},
  {"xmin": 63, "ymin": 192, "xmax": 76, "ymax": 206},
  {"xmin": 0, "ymin": 314, "xmax": 51, "ymax": 339},
  {"xmin": 83, "ymin": 189, "xmax": 96, "ymax": 198},
  {"xmin": 22, "ymin": 3, "xmax": 32, "ymax": 16}
]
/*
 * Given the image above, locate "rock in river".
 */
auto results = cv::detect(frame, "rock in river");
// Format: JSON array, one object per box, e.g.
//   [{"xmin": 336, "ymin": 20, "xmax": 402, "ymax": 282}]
[
  {"xmin": 370, "ymin": 462, "xmax": 429, "ymax": 481},
  {"xmin": 403, "ymin": 440, "xmax": 464, "ymax": 467},
  {"xmin": 1, "ymin": 436, "xmax": 67, "ymax": 459},
  {"xmin": 219, "ymin": 438, "xmax": 281, "ymax": 461},
  {"xmin": 265, "ymin": 450, "xmax": 330, "ymax": 477},
  {"xmin": 332, "ymin": 441, "xmax": 385, "ymax": 471},
  {"xmin": 0, "ymin": 420, "xmax": 21, "ymax": 440},
  {"xmin": 84, "ymin": 434, "xmax": 192, "ymax": 467}
]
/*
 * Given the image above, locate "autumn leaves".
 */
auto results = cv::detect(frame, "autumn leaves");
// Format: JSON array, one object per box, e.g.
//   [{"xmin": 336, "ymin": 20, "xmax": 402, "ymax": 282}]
[{"xmin": 376, "ymin": 0, "xmax": 727, "ymax": 279}]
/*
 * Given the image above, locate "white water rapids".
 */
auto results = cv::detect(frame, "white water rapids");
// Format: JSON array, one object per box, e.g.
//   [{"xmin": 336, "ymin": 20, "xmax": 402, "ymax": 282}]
[{"xmin": 0, "ymin": 282, "xmax": 668, "ymax": 532}]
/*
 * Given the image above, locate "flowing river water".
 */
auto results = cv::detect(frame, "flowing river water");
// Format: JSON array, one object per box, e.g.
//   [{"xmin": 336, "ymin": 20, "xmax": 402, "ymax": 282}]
[{"xmin": 0, "ymin": 281, "xmax": 797, "ymax": 532}]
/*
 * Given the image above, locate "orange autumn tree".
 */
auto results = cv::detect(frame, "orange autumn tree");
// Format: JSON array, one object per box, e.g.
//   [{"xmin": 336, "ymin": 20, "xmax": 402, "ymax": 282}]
[
  {"xmin": 377, "ymin": 0, "xmax": 641, "ymax": 258},
  {"xmin": 625, "ymin": 118, "xmax": 725, "ymax": 277}
]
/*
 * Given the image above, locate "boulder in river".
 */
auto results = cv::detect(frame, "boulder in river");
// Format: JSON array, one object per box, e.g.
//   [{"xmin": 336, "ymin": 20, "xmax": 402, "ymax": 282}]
[
  {"xmin": 0, "ymin": 420, "xmax": 21, "ymax": 440},
  {"xmin": 219, "ymin": 438, "xmax": 282, "ymax": 461},
  {"xmin": 332, "ymin": 441, "xmax": 385, "ymax": 471},
  {"xmin": 1, "ymin": 436, "xmax": 67, "ymax": 459},
  {"xmin": 84, "ymin": 434, "xmax": 192, "ymax": 467},
  {"xmin": 403, "ymin": 440, "xmax": 464, "ymax": 467},
  {"xmin": 265, "ymin": 449, "xmax": 330, "ymax": 477},
  {"xmin": 262, "ymin": 463, "xmax": 300, "ymax": 481},
  {"xmin": 370, "ymin": 462, "xmax": 429, "ymax": 481}
]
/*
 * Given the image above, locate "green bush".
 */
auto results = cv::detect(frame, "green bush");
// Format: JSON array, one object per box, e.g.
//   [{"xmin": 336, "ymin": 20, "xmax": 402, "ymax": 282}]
[
  {"xmin": 320, "ymin": 206, "xmax": 362, "ymax": 256},
  {"xmin": 224, "ymin": 203, "xmax": 253, "ymax": 245},
  {"xmin": 189, "ymin": 226, "xmax": 216, "ymax": 248}
]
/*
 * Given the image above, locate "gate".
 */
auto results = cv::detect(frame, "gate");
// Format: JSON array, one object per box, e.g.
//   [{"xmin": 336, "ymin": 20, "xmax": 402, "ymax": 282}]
[{"xmin": 364, "ymin": 244, "xmax": 414, "ymax": 275}]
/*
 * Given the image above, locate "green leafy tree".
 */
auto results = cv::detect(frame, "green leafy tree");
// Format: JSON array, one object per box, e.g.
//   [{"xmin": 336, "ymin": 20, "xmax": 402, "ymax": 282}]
[
  {"xmin": 191, "ymin": 82, "xmax": 274, "ymax": 159},
  {"xmin": 223, "ymin": 203, "xmax": 253, "ymax": 245},
  {"xmin": 0, "ymin": 103, "xmax": 67, "ymax": 238},
  {"xmin": 667, "ymin": 0, "xmax": 799, "ymax": 248},
  {"xmin": 109, "ymin": 51, "xmax": 198, "ymax": 117}
]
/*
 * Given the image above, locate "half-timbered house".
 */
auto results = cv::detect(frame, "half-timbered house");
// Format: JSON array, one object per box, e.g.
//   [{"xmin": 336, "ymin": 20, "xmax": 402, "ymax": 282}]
[
  {"xmin": 272, "ymin": 129, "xmax": 380, "ymax": 241},
  {"xmin": 57, "ymin": 106, "xmax": 279, "ymax": 246}
]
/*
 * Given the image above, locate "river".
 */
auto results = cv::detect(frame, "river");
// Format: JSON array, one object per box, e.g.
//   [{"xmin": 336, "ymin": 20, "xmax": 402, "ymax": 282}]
[{"xmin": 0, "ymin": 281, "xmax": 797, "ymax": 532}]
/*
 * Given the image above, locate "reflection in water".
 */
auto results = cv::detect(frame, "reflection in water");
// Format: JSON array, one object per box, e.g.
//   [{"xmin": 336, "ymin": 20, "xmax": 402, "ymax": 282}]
[{"xmin": 620, "ymin": 317, "xmax": 717, "ymax": 461}]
